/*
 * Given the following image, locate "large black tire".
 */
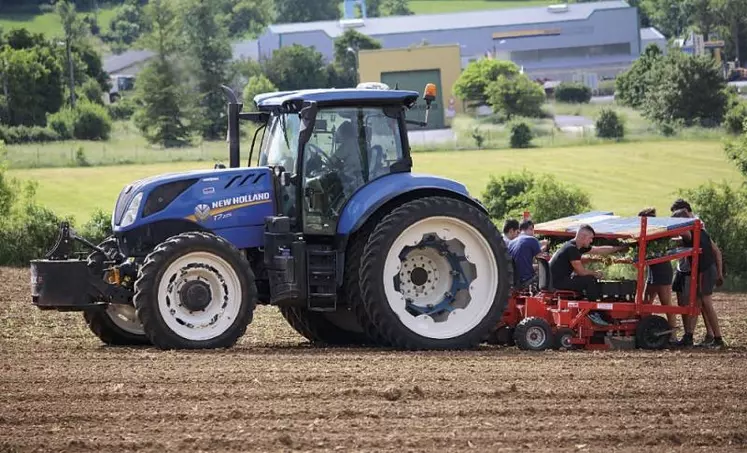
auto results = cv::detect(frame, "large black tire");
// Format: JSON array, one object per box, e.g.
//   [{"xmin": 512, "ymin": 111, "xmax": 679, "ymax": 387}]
[
  {"xmin": 635, "ymin": 315, "xmax": 671, "ymax": 350},
  {"xmin": 133, "ymin": 232, "xmax": 257, "ymax": 349},
  {"xmin": 359, "ymin": 196, "xmax": 512, "ymax": 350},
  {"xmin": 344, "ymin": 224, "xmax": 391, "ymax": 347},
  {"xmin": 280, "ymin": 306, "xmax": 371, "ymax": 346},
  {"xmin": 83, "ymin": 237, "xmax": 150, "ymax": 346},
  {"xmin": 514, "ymin": 317, "xmax": 553, "ymax": 351}
]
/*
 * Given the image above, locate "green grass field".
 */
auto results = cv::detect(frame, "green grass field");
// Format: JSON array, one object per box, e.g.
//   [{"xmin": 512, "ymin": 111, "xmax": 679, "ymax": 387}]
[
  {"xmin": 8, "ymin": 139, "xmax": 741, "ymax": 225},
  {"xmin": 0, "ymin": 5, "xmax": 117, "ymax": 38}
]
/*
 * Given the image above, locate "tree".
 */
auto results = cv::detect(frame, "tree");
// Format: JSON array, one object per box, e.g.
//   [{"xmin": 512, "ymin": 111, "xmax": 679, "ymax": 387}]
[
  {"xmin": 103, "ymin": 2, "xmax": 146, "ymax": 52},
  {"xmin": 615, "ymin": 43, "xmax": 663, "ymax": 108},
  {"xmin": 180, "ymin": 0, "xmax": 233, "ymax": 140},
  {"xmin": 56, "ymin": 0, "xmax": 88, "ymax": 108},
  {"xmin": 485, "ymin": 73, "xmax": 546, "ymax": 119},
  {"xmin": 640, "ymin": 0, "xmax": 693, "ymax": 38},
  {"xmin": 333, "ymin": 29, "xmax": 381, "ymax": 87},
  {"xmin": 714, "ymin": 0, "xmax": 747, "ymax": 64},
  {"xmin": 263, "ymin": 44, "xmax": 328, "ymax": 91},
  {"xmin": 242, "ymin": 74, "xmax": 277, "ymax": 108},
  {"xmin": 217, "ymin": 0, "xmax": 274, "ymax": 38},
  {"xmin": 643, "ymin": 51, "xmax": 728, "ymax": 127},
  {"xmin": 381, "ymin": 0, "xmax": 413, "ymax": 16},
  {"xmin": 453, "ymin": 58, "xmax": 521, "ymax": 109},
  {"xmin": 132, "ymin": 0, "xmax": 191, "ymax": 147},
  {"xmin": 0, "ymin": 46, "xmax": 64, "ymax": 126},
  {"xmin": 274, "ymin": 0, "xmax": 339, "ymax": 23},
  {"xmin": 689, "ymin": 0, "xmax": 719, "ymax": 40}
]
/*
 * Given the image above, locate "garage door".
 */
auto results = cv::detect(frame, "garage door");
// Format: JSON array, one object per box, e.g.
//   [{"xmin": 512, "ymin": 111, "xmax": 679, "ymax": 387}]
[{"xmin": 381, "ymin": 69, "xmax": 444, "ymax": 130}]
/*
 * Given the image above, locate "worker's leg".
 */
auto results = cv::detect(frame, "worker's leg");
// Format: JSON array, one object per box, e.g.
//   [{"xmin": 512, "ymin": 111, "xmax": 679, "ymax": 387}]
[
  {"xmin": 699, "ymin": 265, "xmax": 724, "ymax": 347},
  {"xmin": 676, "ymin": 273, "xmax": 696, "ymax": 346},
  {"xmin": 655, "ymin": 285, "xmax": 677, "ymax": 340}
]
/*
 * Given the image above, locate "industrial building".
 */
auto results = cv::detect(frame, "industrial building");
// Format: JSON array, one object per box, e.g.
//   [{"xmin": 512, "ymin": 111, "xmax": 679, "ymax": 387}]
[{"xmin": 257, "ymin": 0, "xmax": 663, "ymax": 83}]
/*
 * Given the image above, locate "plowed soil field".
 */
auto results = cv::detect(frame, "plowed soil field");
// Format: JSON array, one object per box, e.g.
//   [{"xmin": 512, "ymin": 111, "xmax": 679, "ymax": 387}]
[{"xmin": 2, "ymin": 266, "xmax": 747, "ymax": 452}]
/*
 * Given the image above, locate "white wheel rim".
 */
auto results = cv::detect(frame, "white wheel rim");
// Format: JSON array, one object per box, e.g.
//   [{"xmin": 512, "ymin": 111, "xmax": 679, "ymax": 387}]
[
  {"xmin": 526, "ymin": 326, "xmax": 547, "ymax": 349},
  {"xmin": 560, "ymin": 333, "xmax": 572, "ymax": 349},
  {"xmin": 106, "ymin": 304, "xmax": 145, "ymax": 336},
  {"xmin": 156, "ymin": 251, "xmax": 243, "ymax": 342},
  {"xmin": 382, "ymin": 216, "xmax": 499, "ymax": 340}
]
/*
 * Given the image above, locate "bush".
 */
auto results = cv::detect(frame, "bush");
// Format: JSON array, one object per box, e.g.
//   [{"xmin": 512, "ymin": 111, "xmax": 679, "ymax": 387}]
[
  {"xmin": 108, "ymin": 96, "xmax": 137, "ymax": 120},
  {"xmin": 81, "ymin": 78, "xmax": 105, "ymax": 105},
  {"xmin": 680, "ymin": 182, "xmax": 747, "ymax": 279},
  {"xmin": 595, "ymin": 108, "xmax": 624, "ymax": 139},
  {"xmin": 79, "ymin": 208, "xmax": 113, "ymax": 245},
  {"xmin": 47, "ymin": 101, "xmax": 112, "ymax": 140},
  {"xmin": 485, "ymin": 74, "xmax": 546, "ymax": 119},
  {"xmin": 509, "ymin": 121, "xmax": 533, "ymax": 148},
  {"xmin": 242, "ymin": 74, "xmax": 278, "ymax": 108},
  {"xmin": 596, "ymin": 79, "xmax": 616, "ymax": 96},
  {"xmin": 0, "ymin": 125, "xmax": 60, "ymax": 144},
  {"xmin": 480, "ymin": 170, "xmax": 592, "ymax": 223},
  {"xmin": 615, "ymin": 44, "xmax": 663, "ymax": 108},
  {"xmin": 724, "ymin": 101, "xmax": 747, "ymax": 135},
  {"xmin": 554, "ymin": 81, "xmax": 592, "ymax": 103}
]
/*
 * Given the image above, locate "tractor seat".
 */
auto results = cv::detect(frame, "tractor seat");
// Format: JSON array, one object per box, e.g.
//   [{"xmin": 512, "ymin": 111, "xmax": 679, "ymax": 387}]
[{"xmin": 537, "ymin": 255, "xmax": 581, "ymax": 298}]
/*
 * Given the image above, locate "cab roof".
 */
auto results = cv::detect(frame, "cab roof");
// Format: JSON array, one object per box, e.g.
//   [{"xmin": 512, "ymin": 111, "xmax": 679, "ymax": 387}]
[{"xmin": 254, "ymin": 88, "xmax": 421, "ymax": 109}]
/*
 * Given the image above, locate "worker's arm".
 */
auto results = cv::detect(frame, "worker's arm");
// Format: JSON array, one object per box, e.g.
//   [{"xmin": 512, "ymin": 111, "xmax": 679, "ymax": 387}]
[
  {"xmin": 570, "ymin": 259, "xmax": 602, "ymax": 278},
  {"xmin": 589, "ymin": 245, "xmax": 627, "ymax": 256},
  {"xmin": 712, "ymin": 240, "xmax": 724, "ymax": 286}
]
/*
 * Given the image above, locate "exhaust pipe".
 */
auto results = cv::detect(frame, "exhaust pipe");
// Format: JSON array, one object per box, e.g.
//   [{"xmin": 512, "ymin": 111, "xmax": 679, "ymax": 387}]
[{"xmin": 221, "ymin": 84, "xmax": 241, "ymax": 169}]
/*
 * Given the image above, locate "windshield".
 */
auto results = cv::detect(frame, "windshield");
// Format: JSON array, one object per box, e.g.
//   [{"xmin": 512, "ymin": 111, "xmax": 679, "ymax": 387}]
[{"xmin": 258, "ymin": 113, "xmax": 300, "ymax": 170}]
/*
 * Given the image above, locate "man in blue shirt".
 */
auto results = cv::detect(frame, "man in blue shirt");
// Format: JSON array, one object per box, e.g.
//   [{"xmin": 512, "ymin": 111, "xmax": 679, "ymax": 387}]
[{"xmin": 508, "ymin": 219, "xmax": 547, "ymax": 288}]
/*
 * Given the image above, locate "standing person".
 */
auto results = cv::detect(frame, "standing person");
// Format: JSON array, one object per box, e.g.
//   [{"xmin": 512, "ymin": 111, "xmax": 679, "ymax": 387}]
[
  {"xmin": 502, "ymin": 219, "xmax": 520, "ymax": 246},
  {"xmin": 671, "ymin": 208, "xmax": 725, "ymax": 348},
  {"xmin": 670, "ymin": 199, "xmax": 724, "ymax": 346},
  {"xmin": 638, "ymin": 207, "xmax": 677, "ymax": 341},
  {"xmin": 507, "ymin": 219, "xmax": 548, "ymax": 288},
  {"xmin": 549, "ymin": 224, "xmax": 627, "ymax": 325}
]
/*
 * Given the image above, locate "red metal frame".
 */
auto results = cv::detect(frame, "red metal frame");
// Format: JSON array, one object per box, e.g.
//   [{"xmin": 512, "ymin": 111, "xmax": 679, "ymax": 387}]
[{"xmin": 497, "ymin": 214, "xmax": 704, "ymax": 350}]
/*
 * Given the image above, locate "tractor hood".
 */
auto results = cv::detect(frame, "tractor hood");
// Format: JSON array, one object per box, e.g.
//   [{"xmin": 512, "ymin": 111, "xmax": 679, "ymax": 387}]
[{"xmin": 112, "ymin": 166, "xmax": 275, "ymax": 231}]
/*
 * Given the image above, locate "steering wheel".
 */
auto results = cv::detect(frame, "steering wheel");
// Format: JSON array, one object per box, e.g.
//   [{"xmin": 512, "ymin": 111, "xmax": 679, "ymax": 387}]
[{"xmin": 305, "ymin": 143, "xmax": 332, "ymax": 175}]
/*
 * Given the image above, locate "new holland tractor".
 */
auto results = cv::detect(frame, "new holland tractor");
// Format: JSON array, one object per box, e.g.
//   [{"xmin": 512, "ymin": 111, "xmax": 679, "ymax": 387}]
[{"xmin": 30, "ymin": 82, "xmax": 512, "ymax": 350}]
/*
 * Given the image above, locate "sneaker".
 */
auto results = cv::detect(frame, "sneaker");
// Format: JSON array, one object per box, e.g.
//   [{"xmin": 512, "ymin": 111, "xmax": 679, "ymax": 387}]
[
  {"xmin": 697, "ymin": 335, "xmax": 714, "ymax": 348},
  {"xmin": 674, "ymin": 335, "xmax": 694, "ymax": 348},
  {"xmin": 587, "ymin": 312, "xmax": 610, "ymax": 326},
  {"xmin": 706, "ymin": 338, "xmax": 727, "ymax": 349}
]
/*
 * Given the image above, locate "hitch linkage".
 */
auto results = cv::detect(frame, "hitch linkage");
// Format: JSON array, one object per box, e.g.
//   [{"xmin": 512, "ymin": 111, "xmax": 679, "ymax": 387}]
[{"xmin": 45, "ymin": 222, "xmax": 109, "ymax": 260}]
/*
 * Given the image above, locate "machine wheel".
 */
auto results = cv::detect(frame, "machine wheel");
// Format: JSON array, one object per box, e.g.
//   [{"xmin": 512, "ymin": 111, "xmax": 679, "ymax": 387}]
[
  {"xmin": 279, "ymin": 306, "xmax": 372, "ymax": 346},
  {"xmin": 359, "ymin": 196, "xmax": 511, "ymax": 350},
  {"xmin": 553, "ymin": 327, "xmax": 576, "ymax": 350},
  {"xmin": 133, "ymin": 232, "xmax": 257, "ymax": 349},
  {"xmin": 514, "ymin": 317, "xmax": 553, "ymax": 351},
  {"xmin": 83, "ymin": 237, "xmax": 150, "ymax": 346},
  {"xmin": 635, "ymin": 315, "xmax": 671, "ymax": 350}
]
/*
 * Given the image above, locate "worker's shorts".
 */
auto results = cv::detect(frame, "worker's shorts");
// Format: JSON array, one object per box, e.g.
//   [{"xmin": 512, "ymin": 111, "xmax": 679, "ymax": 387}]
[
  {"xmin": 647, "ymin": 262, "xmax": 674, "ymax": 286},
  {"xmin": 676, "ymin": 264, "xmax": 717, "ymax": 306}
]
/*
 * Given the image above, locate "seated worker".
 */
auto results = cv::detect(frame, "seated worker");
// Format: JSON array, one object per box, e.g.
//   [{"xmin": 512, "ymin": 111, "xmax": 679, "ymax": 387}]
[
  {"xmin": 671, "ymin": 208, "xmax": 725, "ymax": 348},
  {"xmin": 549, "ymin": 224, "xmax": 627, "ymax": 325},
  {"xmin": 508, "ymin": 219, "xmax": 548, "ymax": 288},
  {"xmin": 502, "ymin": 219, "xmax": 520, "ymax": 246}
]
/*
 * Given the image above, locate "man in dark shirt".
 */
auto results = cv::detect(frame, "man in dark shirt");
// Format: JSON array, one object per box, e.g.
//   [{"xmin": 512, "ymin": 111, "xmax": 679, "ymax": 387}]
[
  {"xmin": 549, "ymin": 224, "xmax": 627, "ymax": 325},
  {"xmin": 672, "ymin": 208, "xmax": 725, "ymax": 348},
  {"xmin": 508, "ymin": 219, "xmax": 548, "ymax": 288}
]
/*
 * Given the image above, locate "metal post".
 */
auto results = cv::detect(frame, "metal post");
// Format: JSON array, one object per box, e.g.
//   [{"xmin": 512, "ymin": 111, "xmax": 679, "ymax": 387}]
[{"xmin": 227, "ymin": 102, "xmax": 240, "ymax": 168}]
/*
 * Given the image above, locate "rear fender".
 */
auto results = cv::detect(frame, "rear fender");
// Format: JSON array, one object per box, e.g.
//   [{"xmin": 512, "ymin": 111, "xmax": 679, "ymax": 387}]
[{"xmin": 336, "ymin": 173, "xmax": 488, "ymax": 237}]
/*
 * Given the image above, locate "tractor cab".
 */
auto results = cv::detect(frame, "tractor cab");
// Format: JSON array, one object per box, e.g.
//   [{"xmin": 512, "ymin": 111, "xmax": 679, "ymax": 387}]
[{"xmin": 224, "ymin": 82, "xmax": 438, "ymax": 236}]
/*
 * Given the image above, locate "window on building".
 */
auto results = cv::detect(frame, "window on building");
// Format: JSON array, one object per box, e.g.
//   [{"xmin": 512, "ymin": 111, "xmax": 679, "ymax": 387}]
[{"xmin": 510, "ymin": 43, "xmax": 631, "ymax": 63}]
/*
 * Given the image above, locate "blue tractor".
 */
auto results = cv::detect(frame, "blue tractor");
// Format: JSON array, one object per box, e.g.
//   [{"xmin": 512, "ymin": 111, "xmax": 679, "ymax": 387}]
[{"xmin": 30, "ymin": 82, "xmax": 512, "ymax": 350}]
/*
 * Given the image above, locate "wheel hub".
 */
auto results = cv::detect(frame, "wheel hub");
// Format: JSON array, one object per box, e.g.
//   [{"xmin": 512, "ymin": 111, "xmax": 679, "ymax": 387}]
[
  {"xmin": 410, "ymin": 267, "xmax": 429, "ymax": 286},
  {"xmin": 179, "ymin": 280, "xmax": 212, "ymax": 312}
]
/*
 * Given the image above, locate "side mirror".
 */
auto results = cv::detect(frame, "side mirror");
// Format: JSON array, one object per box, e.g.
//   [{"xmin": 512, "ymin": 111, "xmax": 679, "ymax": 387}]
[{"xmin": 298, "ymin": 100, "xmax": 318, "ymax": 145}]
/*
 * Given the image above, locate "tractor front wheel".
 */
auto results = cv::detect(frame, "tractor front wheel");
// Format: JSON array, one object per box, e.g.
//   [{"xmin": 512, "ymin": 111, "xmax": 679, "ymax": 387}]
[
  {"xmin": 359, "ymin": 196, "xmax": 511, "ymax": 350},
  {"xmin": 133, "ymin": 232, "xmax": 257, "ymax": 349}
]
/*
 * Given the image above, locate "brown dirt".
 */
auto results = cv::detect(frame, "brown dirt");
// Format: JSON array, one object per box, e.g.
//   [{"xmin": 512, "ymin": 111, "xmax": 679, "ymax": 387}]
[{"xmin": 2, "ymin": 266, "xmax": 747, "ymax": 452}]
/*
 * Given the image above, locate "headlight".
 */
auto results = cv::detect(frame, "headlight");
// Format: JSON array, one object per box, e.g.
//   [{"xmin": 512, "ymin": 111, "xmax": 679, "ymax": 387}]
[{"xmin": 120, "ymin": 192, "xmax": 143, "ymax": 227}]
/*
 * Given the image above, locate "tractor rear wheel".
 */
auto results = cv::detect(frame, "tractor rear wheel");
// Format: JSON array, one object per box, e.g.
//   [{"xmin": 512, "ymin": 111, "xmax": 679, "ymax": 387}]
[
  {"xmin": 83, "ymin": 237, "xmax": 150, "ymax": 346},
  {"xmin": 280, "ymin": 306, "xmax": 371, "ymax": 346},
  {"xmin": 133, "ymin": 232, "xmax": 257, "ymax": 349},
  {"xmin": 359, "ymin": 196, "xmax": 511, "ymax": 350}
]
